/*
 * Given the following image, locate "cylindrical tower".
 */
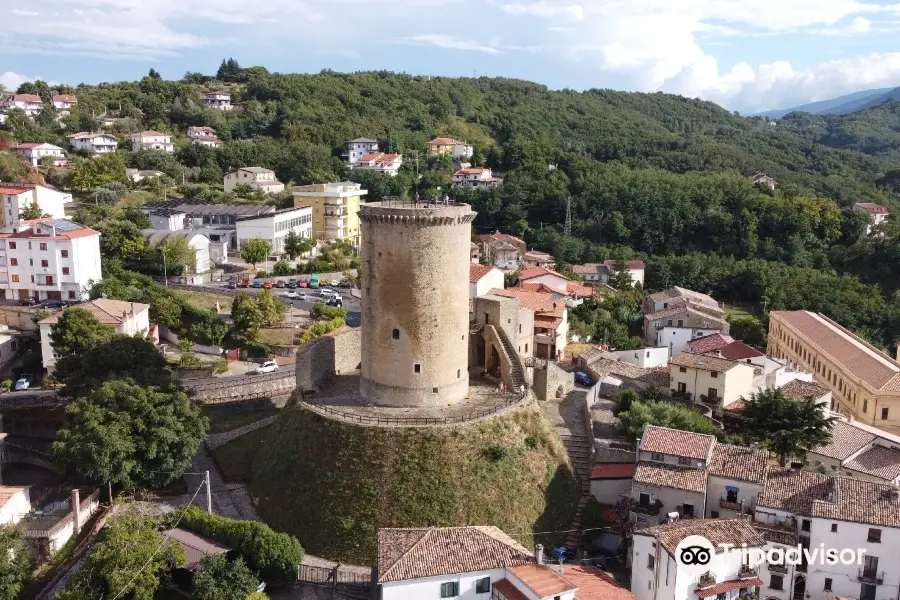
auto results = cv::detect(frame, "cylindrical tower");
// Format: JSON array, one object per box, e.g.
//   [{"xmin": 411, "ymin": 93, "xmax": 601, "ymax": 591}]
[{"xmin": 359, "ymin": 201, "xmax": 477, "ymax": 407}]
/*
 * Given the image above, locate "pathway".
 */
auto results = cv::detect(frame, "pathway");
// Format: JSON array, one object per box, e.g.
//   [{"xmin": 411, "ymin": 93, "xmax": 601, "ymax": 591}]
[{"xmin": 185, "ymin": 446, "xmax": 260, "ymax": 521}]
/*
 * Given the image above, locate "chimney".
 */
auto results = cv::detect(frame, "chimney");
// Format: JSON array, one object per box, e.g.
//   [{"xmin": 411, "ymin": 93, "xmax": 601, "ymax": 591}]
[
  {"xmin": 535, "ymin": 544, "xmax": 544, "ymax": 564},
  {"xmin": 71, "ymin": 489, "xmax": 82, "ymax": 533}
]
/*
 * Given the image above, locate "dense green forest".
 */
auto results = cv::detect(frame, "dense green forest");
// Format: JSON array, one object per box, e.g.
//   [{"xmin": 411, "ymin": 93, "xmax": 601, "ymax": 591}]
[{"xmin": 4, "ymin": 59, "xmax": 900, "ymax": 348}]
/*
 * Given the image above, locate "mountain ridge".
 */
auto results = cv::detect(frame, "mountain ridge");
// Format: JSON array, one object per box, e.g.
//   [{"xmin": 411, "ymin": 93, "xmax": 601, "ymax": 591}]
[{"xmin": 757, "ymin": 86, "xmax": 900, "ymax": 118}]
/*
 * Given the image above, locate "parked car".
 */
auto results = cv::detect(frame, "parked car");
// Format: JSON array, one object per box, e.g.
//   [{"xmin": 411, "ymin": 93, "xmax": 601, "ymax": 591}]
[
  {"xmin": 284, "ymin": 291, "xmax": 298, "ymax": 299},
  {"xmin": 256, "ymin": 360, "xmax": 279, "ymax": 374},
  {"xmin": 327, "ymin": 298, "xmax": 343, "ymax": 307},
  {"xmin": 19, "ymin": 297, "xmax": 37, "ymax": 306},
  {"xmin": 41, "ymin": 299, "xmax": 67, "ymax": 309},
  {"xmin": 287, "ymin": 279, "xmax": 298, "ymax": 289},
  {"xmin": 227, "ymin": 280, "xmax": 237, "ymax": 289},
  {"xmin": 263, "ymin": 280, "xmax": 273, "ymax": 289},
  {"xmin": 298, "ymin": 293, "xmax": 310, "ymax": 302},
  {"xmin": 298, "ymin": 280, "xmax": 308, "ymax": 288},
  {"xmin": 338, "ymin": 279, "xmax": 351, "ymax": 288},
  {"xmin": 14, "ymin": 377, "xmax": 31, "ymax": 391},
  {"xmin": 251, "ymin": 280, "xmax": 263, "ymax": 289},
  {"xmin": 240, "ymin": 278, "xmax": 250, "ymax": 288},
  {"xmin": 575, "ymin": 371, "xmax": 593, "ymax": 386},
  {"xmin": 276, "ymin": 280, "xmax": 286, "ymax": 288},
  {"xmin": 330, "ymin": 279, "xmax": 340, "ymax": 287}
]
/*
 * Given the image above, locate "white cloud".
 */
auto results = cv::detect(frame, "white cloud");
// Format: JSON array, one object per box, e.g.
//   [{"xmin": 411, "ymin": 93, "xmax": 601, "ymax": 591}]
[
  {"xmin": 0, "ymin": 71, "xmax": 39, "ymax": 91},
  {"xmin": 398, "ymin": 34, "xmax": 504, "ymax": 54}
]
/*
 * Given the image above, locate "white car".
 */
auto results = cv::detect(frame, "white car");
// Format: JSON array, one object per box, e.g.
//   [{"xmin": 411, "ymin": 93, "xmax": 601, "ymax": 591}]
[
  {"xmin": 330, "ymin": 279, "xmax": 340, "ymax": 287},
  {"xmin": 14, "ymin": 377, "xmax": 30, "ymax": 391},
  {"xmin": 256, "ymin": 360, "xmax": 279, "ymax": 374},
  {"xmin": 284, "ymin": 291, "xmax": 298, "ymax": 299}
]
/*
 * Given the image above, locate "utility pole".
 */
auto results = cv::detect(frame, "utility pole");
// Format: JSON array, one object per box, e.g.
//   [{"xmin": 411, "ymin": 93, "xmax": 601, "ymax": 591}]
[
  {"xmin": 162, "ymin": 247, "xmax": 168, "ymax": 287},
  {"xmin": 564, "ymin": 196, "xmax": 572, "ymax": 237},
  {"xmin": 205, "ymin": 470, "xmax": 212, "ymax": 514}
]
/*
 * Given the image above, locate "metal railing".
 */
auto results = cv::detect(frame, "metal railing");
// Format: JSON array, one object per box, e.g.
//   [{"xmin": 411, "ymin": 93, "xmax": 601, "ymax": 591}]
[{"xmin": 298, "ymin": 564, "xmax": 371, "ymax": 588}]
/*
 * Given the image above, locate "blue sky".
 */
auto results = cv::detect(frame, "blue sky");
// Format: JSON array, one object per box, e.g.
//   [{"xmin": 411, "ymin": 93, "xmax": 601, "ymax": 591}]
[{"xmin": 3, "ymin": 0, "xmax": 900, "ymax": 113}]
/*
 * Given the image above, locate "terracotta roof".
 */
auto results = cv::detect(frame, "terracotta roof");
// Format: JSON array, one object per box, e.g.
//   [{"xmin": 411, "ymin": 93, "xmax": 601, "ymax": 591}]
[
  {"xmin": 360, "ymin": 152, "xmax": 401, "ymax": 165},
  {"xmin": 591, "ymin": 463, "xmax": 636, "ymax": 479},
  {"xmin": 646, "ymin": 287, "xmax": 718, "ymax": 308},
  {"xmin": 708, "ymin": 444, "xmax": 769, "ymax": 483},
  {"xmin": 429, "ymin": 137, "xmax": 465, "ymax": 145},
  {"xmin": 0, "ymin": 185, "xmax": 33, "ymax": 195},
  {"xmin": 0, "ymin": 219, "xmax": 99, "ymax": 240},
  {"xmin": 586, "ymin": 357, "xmax": 649, "ymax": 381},
  {"xmin": 696, "ymin": 578, "xmax": 764, "ymax": 598},
  {"xmin": 811, "ymin": 477, "xmax": 900, "ymax": 527},
  {"xmin": 518, "ymin": 266, "xmax": 569, "ymax": 282},
  {"xmin": 646, "ymin": 305, "xmax": 727, "ymax": 325},
  {"xmin": 39, "ymin": 299, "xmax": 150, "ymax": 326},
  {"xmin": 14, "ymin": 142, "xmax": 53, "ymax": 150},
  {"xmin": 771, "ymin": 310, "xmax": 900, "ymax": 391},
  {"xmin": 508, "ymin": 564, "xmax": 576, "ymax": 597},
  {"xmin": 492, "ymin": 579, "xmax": 529, "ymax": 600},
  {"xmin": 670, "ymin": 352, "xmax": 747, "ymax": 373},
  {"xmin": 454, "ymin": 168, "xmax": 491, "ymax": 176},
  {"xmin": 564, "ymin": 566, "xmax": 637, "ymax": 600},
  {"xmin": 478, "ymin": 232, "xmax": 525, "ymax": 246},
  {"xmin": 843, "ymin": 445, "xmax": 900, "ymax": 481},
  {"xmin": 779, "ymin": 379, "xmax": 830, "ymax": 402},
  {"xmin": 633, "ymin": 462, "xmax": 707, "ymax": 492},
  {"xmin": 757, "ymin": 468, "xmax": 834, "ymax": 515},
  {"xmin": 377, "ymin": 526, "xmax": 533, "ymax": 583},
  {"xmin": 567, "ymin": 282, "xmax": 594, "ymax": 297},
  {"xmin": 688, "ymin": 333, "xmax": 735, "ymax": 354},
  {"xmin": 488, "ymin": 288, "xmax": 565, "ymax": 318},
  {"xmin": 52, "ymin": 94, "xmax": 77, "ymax": 103},
  {"xmin": 470, "ymin": 263, "xmax": 497, "ymax": 283},
  {"xmin": 640, "ymin": 425, "xmax": 715, "ymax": 460},
  {"xmin": 12, "ymin": 94, "xmax": 42, "ymax": 103},
  {"xmin": 811, "ymin": 420, "xmax": 875, "ymax": 461},
  {"xmin": 716, "ymin": 340, "xmax": 763, "ymax": 360},
  {"xmin": 522, "ymin": 282, "xmax": 567, "ymax": 295},
  {"xmin": 162, "ymin": 529, "xmax": 227, "ymax": 571},
  {"xmin": 636, "ymin": 518, "xmax": 765, "ymax": 554},
  {"xmin": 854, "ymin": 202, "xmax": 889, "ymax": 215},
  {"xmin": 637, "ymin": 368, "xmax": 671, "ymax": 388}
]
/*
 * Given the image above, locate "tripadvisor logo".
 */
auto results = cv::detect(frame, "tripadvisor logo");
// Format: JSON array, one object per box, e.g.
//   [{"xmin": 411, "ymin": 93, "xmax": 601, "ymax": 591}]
[{"xmin": 675, "ymin": 535, "xmax": 867, "ymax": 575}]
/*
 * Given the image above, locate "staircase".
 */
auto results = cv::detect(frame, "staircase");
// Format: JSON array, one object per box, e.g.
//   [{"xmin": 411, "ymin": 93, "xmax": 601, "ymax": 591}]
[
  {"xmin": 491, "ymin": 325, "xmax": 526, "ymax": 391},
  {"xmin": 560, "ymin": 432, "xmax": 594, "ymax": 548}
]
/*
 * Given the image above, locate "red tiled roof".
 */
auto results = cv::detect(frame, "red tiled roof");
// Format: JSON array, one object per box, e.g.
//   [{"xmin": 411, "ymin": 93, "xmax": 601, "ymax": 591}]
[
  {"xmin": 640, "ymin": 424, "xmax": 715, "ymax": 460},
  {"xmin": 696, "ymin": 578, "xmax": 764, "ymax": 598},
  {"xmin": 716, "ymin": 340, "xmax": 763, "ymax": 360},
  {"xmin": 52, "ymin": 94, "xmax": 77, "ymax": 103},
  {"xmin": 843, "ymin": 445, "xmax": 900, "ymax": 481},
  {"xmin": 811, "ymin": 421, "xmax": 875, "ymax": 460},
  {"xmin": 429, "ymin": 137, "xmax": 463, "ymax": 145},
  {"xmin": 591, "ymin": 463, "xmax": 635, "ymax": 479},
  {"xmin": 567, "ymin": 282, "xmax": 594, "ymax": 297},
  {"xmin": 360, "ymin": 152, "xmax": 401, "ymax": 165},
  {"xmin": 0, "ymin": 185, "xmax": 33, "ymax": 195},
  {"xmin": 522, "ymin": 282, "xmax": 566, "ymax": 295},
  {"xmin": 470, "ymin": 263, "xmax": 496, "ymax": 283},
  {"xmin": 779, "ymin": 379, "xmax": 830, "ymax": 402},
  {"xmin": 12, "ymin": 94, "xmax": 42, "ymax": 103},
  {"xmin": 14, "ymin": 142, "xmax": 43, "ymax": 149},
  {"xmin": 688, "ymin": 333, "xmax": 734, "ymax": 354},
  {"xmin": 478, "ymin": 232, "xmax": 525, "ymax": 246},
  {"xmin": 670, "ymin": 352, "xmax": 745, "ymax": 373},
  {"xmin": 508, "ymin": 564, "xmax": 576, "ymax": 597},
  {"xmin": 455, "ymin": 168, "xmax": 490, "ymax": 176},
  {"xmin": 604, "ymin": 259, "xmax": 645, "ymax": 269},
  {"xmin": 637, "ymin": 518, "xmax": 765, "ymax": 554},
  {"xmin": 708, "ymin": 443, "xmax": 769, "ymax": 483},
  {"xmin": 518, "ymin": 266, "xmax": 569, "ymax": 282},
  {"xmin": 564, "ymin": 566, "xmax": 637, "ymax": 600},
  {"xmin": 488, "ymin": 288, "xmax": 565, "ymax": 317},
  {"xmin": 492, "ymin": 578, "xmax": 529, "ymax": 600},
  {"xmin": 855, "ymin": 202, "xmax": 889, "ymax": 215},
  {"xmin": 634, "ymin": 462, "xmax": 707, "ymax": 492}
]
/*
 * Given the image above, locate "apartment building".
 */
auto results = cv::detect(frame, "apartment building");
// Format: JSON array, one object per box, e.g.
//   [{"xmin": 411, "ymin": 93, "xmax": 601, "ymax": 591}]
[
  {"xmin": 130, "ymin": 131, "xmax": 174, "ymax": 152},
  {"xmin": 668, "ymin": 352, "xmax": 755, "ymax": 409},
  {"xmin": 355, "ymin": 152, "xmax": 402, "ymax": 176},
  {"xmin": 0, "ymin": 219, "xmax": 101, "ymax": 302},
  {"xmin": 344, "ymin": 138, "xmax": 380, "ymax": 165},
  {"xmin": 478, "ymin": 232, "xmax": 526, "ymax": 270},
  {"xmin": 3, "ymin": 94, "xmax": 43, "ymax": 116},
  {"xmin": 767, "ymin": 310, "xmax": 900, "ymax": 434},
  {"xmin": 0, "ymin": 184, "xmax": 69, "ymax": 227},
  {"xmin": 452, "ymin": 167, "xmax": 503, "ymax": 189},
  {"xmin": 68, "ymin": 132, "xmax": 118, "ymax": 154},
  {"xmin": 292, "ymin": 182, "xmax": 366, "ymax": 247},
  {"xmin": 12, "ymin": 143, "xmax": 64, "ymax": 167},
  {"xmin": 204, "ymin": 91, "xmax": 233, "ymax": 110},
  {"xmin": 235, "ymin": 206, "xmax": 313, "ymax": 255},
  {"xmin": 427, "ymin": 137, "xmax": 474, "ymax": 159},
  {"xmin": 853, "ymin": 203, "xmax": 889, "ymax": 235},
  {"xmin": 489, "ymin": 287, "xmax": 568, "ymax": 360},
  {"xmin": 223, "ymin": 167, "xmax": 284, "ymax": 195},
  {"xmin": 643, "ymin": 287, "xmax": 728, "ymax": 347}
]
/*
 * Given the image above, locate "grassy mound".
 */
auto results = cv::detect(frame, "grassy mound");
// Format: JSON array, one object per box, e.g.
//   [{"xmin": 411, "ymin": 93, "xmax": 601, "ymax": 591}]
[{"xmin": 247, "ymin": 400, "xmax": 580, "ymax": 564}]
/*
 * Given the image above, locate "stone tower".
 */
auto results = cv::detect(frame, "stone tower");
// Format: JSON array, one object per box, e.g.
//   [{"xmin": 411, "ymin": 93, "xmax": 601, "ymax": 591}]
[{"xmin": 359, "ymin": 201, "xmax": 477, "ymax": 407}]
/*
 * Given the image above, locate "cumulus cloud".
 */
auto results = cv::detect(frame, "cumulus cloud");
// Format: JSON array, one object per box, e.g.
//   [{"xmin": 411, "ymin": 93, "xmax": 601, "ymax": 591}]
[{"xmin": 0, "ymin": 71, "xmax": 38, "ymax": 91}]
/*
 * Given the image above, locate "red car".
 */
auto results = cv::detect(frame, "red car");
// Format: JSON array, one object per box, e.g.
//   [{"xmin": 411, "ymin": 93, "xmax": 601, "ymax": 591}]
[
  {"xmin": 298, "ymin": 280, "xmax": 308, "ymax": 288},
  {"xmin": 263, "ymin": 280, "xmax": 273, "ymax": 289}
]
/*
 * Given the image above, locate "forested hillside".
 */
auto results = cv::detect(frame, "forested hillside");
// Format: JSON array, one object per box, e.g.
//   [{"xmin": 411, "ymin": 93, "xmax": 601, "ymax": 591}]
[{"xmin": 5, "ymin": 60, "xmax": 900, "ymax": 348}]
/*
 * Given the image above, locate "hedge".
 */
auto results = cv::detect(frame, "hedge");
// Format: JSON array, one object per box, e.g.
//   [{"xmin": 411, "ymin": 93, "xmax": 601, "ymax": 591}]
[{"xmin": 172, "ymin": 506, "xmax": 304, "ymax": 580}]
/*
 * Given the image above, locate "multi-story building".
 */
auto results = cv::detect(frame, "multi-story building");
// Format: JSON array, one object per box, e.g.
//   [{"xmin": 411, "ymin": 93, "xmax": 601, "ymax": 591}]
[
  {"xmin": 51, "ymin": 94, "xmax": 77, "ymax": 114},
  {"xmin": 186, "ymin": 126, "xmax": 218, "ymax": 140},
  {"xmin": 768, "ymin": 310, "xmax": 900, "ymax": 434},
  {"xmin": 38, "ymin": 299, "xmax": 150, "ymax": 371},
  {"xmin": 344, "ymin": 138, "xmax": 380, "ymax": 165},
  {"xmin": 853, "ymin": 203, "xmax": 890, "ymax": 235},
  {"xmin": 292, "ymin": 182, "xmax": 366, "ymax": 246},
  {"xmin": 130, "ymin": 131, "xmax": 174, "ymax": 152},
  {"xmin": 478, "ymin": 232, "xmax": 527, "ymax": 270},
  {"xmin": 191, "ymin": 135, "xmax": 222, "ymax": 148},
  {"xmin": 427, "ymin": 137, "xmax": 474, "ymax": 159},
  {"xmin": 354, "ymin": 152, "xmax": 403, "ymax": 176},
  {"xmin": 68, "ymin": 132, "xmax": 118, "ymax": 154},
  {"xmin": 572, "ymin": 260, "xmax": 646, "ymax": 287},
  {"xmin": 235, "ymin": 206, "xmax": 313, "ymax": 255},
  {"xmin": 668, "ymin": 352, "xmax": 756, "ymax": 409},
  {"xmin": 808, "ymin": 416, "xmax": 900, "ymax": 483},
  {"xmin": 489, "ymin": 287, "xmax": 568, "ymax": 360},
  {"xmin": 0, "ymin": 218, "xmax": 101, "ymax": 303},
  {"xmin": 644, "ymin": 288, "xmax": 728, "ymax": 348},
  {"xmin": 223, "ymin": 167, "xmax": 284, "ymax": 195},
  {"xmin": 452, "ymin": 167, "xmax": 503, "ymax": 189},
  {"xmin": 0, "ymin": 184, "xmax": 69, "ymax": 227},
  {"xmin": 12, "ymin": 143, "xmax": 65, "ymax": 166},
  {"xmin": 3, "ymin": 94, "xmax": 43, "ymax": 116},
  {"xmin": 469, "ymin": 264, "xmax": 504, "ymax": 300},
  {"xmin": 203, "ymin": 91, "xmax": 233, "ymax": 110}
]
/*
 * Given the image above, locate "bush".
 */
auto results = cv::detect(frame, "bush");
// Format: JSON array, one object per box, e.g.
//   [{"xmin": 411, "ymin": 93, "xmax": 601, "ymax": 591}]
[
  {"xmin": 0, "ymin": 379, "xmax": 11, "ymax": 391},
  {"xmin": 272, "ymin": 261, "xmax": 293, "ymax": 276},
  {"xmin": 485, "ymin": 444, "xmax": 508, "ymax": 461},
  {"xmin": 614, "ymin": 389, "xmax": 639, "ymax": 416},
  {"xmin": 172, "ymin": 506, "xmax": 304, "ymax": 581}
]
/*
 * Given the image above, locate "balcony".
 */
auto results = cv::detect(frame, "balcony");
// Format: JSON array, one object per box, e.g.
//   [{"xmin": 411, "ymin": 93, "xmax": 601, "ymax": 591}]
[
  {"xmin": 632, "ymin": 500, "xmax": 663, "ymax": 517},
  {"xmin": 768, "ymin": 563, "xmax": 788, "ymax": 575},
  {"xmin": 719, "ymin": 498, "xmax": 745, "ymax": 512},
  {"xmin": 697, "ymin": 573, "xmax": 716, "ymax": 590},
  {"xmin": 325, "ymin": 215, "xmax": 346, "ymax": 228},
  {"xmin": 738, "ymin": 565, "xmax": 758, "ymax": 579},
  {"xmin": 535, "ymin": 333, "xmax": 555, "ymax": 345},
  {"xmin": 858, "ymin": 569, "xmax": 885, "ymax": 585},
  {"xmin": 699, "ymin": 393, "xmax": 721, "ymax": 406},
  {"xmin": 324, "ymin": 196, "xmax": 348, "ymax": 206}
]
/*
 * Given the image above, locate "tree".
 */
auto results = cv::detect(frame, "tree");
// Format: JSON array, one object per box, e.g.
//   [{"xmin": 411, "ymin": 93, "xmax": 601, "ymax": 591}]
[
  {"xmin": 148, "ymin": 68, "xmax": 161, "ymax": 79},
  {"xmin": 232, "ymin": 292, "xmax": 266, "ymax": 333},
  {"xmin": 607, "ymin": 260, "xmax": 634, "ymax": 289},
  {"xmin": 19, "ymin": 202, "xmax": 48, "ymax": 220},
  {"xmin": 0, "ymin": 526, "xmax": 31, "ymax": 599},
  {"xmin": 193, "ymin": 554, "xmax": 260, "ymax": 600},
  {"xmin": 217, "ymin": 57, "xmax": 242, "ymax": 81},
  {"xmin": 283, "ymin": 230, "xmax": 314, "ymax": 260},
  {"xmin": 157, "ymin": 235, "xmax": 197, "ymax": 271},
  {"xmin": 57, "ymin": 510, "xmax": 184, "ymax": 600},
  {"xmin": 49, "ymin": 307, "xmax": 116, "ymax": 358},
  {"xmin": 52, "ymin": 379, "xmax": 208, "ymax": 489},
  {"xmin": 256, "ymin": 289, "xmax": 286, "ymax": 327},
  {"xmin": 741, "ymin": 388, "xmax": 836, "ymax": 466},
  {"xmin": 241, "ymin": 238, "xmax": 272, "ymax": 268},
  {"xmin": 71, "ymin": 152, "xmax": 127, "ymax": 190},
  {"xmin": 617, "ymin": 400, "xmax": 719, "ymax": 441},
  {"xmin": 727, "ymin": 314, "xmax": 767, "ymax": 347}
]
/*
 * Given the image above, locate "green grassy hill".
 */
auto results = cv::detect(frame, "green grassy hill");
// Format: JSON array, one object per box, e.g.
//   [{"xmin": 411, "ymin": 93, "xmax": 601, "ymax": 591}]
[{"xmin": 246, "ymin": 401, "xmax": 580, "ymax": 564}]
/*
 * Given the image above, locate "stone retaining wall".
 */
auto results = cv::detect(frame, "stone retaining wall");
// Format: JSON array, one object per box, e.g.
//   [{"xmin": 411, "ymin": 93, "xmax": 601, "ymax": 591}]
[
  {"xmin": 533, "ymin": 361, "xmax": 574, "ymax": 401},
  {"xmin": 295, "ymin": 328, "xmax": 361, "ymax": 393},
  {"xmin": 206, "ymin": 415, "xmax": 277, "ymax": 449},
  {"xmin": 189, "ymin": 372, "xmax": 295, "ymax": 404}
]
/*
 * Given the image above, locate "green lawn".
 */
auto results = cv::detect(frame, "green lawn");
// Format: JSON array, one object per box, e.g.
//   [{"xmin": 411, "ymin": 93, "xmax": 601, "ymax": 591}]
[
  {"xmin": 722, "ymin": 301, "xmax": 762, "ymax": 320},
  {"xmin": 206, "ymin": 407, "xmax": 281, "ymax": 434},
  {"xmin": 212, "ymin": 425, "xmax": 271, "ymax": 482}
]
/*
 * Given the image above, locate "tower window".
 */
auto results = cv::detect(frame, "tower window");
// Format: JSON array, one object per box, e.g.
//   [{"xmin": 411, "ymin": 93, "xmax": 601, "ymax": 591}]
[
  {"xmin": 414, "ymin": 363, "xmax": 421, "ymax": 374},
  {"xmin": 457, "ymin": 369, "xmax": 461, "ymax": 378},
  {"xmin": 433, "ymin": 387, "xmax": 438, "ymax": 393},
  {"xmin": 392, "ymin": 328, "xmax": 400, "ymax": 340}
]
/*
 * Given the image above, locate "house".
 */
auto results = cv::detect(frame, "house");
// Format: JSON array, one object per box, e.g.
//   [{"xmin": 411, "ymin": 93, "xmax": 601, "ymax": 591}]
[
  {"xmin": 21, "ymin": 488, "xmax": 100, "ymax": 559},
  {"xmin": 3, "ymin": 94, "xmax": 43, "ymax": 116},
  {"xmin": 191, "ymin": 135, "xmax": 222, "ymax": 148},
  {"xmin": 518, "ymin": 266, "xmax": 570, "ymax": 292},
  {"xmin": 523, "ymin": 251, "xmax": 556, "ymax": 270},
  {"xmin": 470, "ymin": 264, "xmax": 504, "ymax": 300},
  {"xmin": 186, "ymin": 126, "xmax": 218, "ymax": 140},
  {"xmin": 162, "ymin": 528, "xmax": 228, "ymax": 576},
  {"xmin": 12, "ymin": 143, "xmax": 65, "ymax": 167},
  {"xmin": 344, "ymin": 138, "xmax": 380, "ymax": 165},
  {"xmin": 427, "ymin": 137, "xmax": 474, "ymax": 159},
  {"xmin": 645, "ymin": 306, "xmax": 730, "ymax": 348},
  {"xmin": 631, "ymin": 519, "xmax": 766, "ymax": 600},
  {"xmin": 807, "ymin": 417, "xmax": 900, "ymax": 483},
  {"xmin": 68, "ymin": 132, "xmax": 118, "ymax": 154},
  {"xmin": 143, "ymin": 229, "xmax": 224, "ymax": 273},
  {"xmin": 744, "ymin": 171, "xmax": 778, "ymax": 190},
  {"xmin": 668, "ymin": 352, "xmax": 755, "ymax": 408},
  {"xmin": 131, "ymin": 131, "xmax": 174, "ymax": 152},
  {"xmin": 203, "ymin": 90, "xmax": 233, "ymax": 110},
  {"xmin": 223, "ymin": 167, "xmax": 285, "ymax": 195},
  {"xmin": 591, "ymin": 463, "xmax": 636, "ymax": 505},
  {"xmin": 235, "ymin": 206, "xmax": 313, "ymax": 255},
  {"xmin": 853, "ymin": 203, "xmax": 889, "ymax": 235},
  {"xmin": 39, "ymin": 299, "xmax": 151, "ymax": 371},
  {"xmin": 0, "ymin": 218, "xmax": 100, "ymax": 303},
  {"xmin": 655, "ymin": 327, "xmax": 726, "ymax": 359},
  {"xmin": 470, "ymin": 242, "xmax": 481, "ymax": 264},
  {"xmin": 292, "ymin": 182, "xmax": 366, "ymax": 247},
  {"xmin": 125, "ymin": 168, "xmax": 164, "ymax": 183},
  {"xmin": 572, "ymin": 260, "xmax": 646, "ymax": 287},
  {"xmin": 489, "ymin": 287, "xmax": 568, "ymax": 360},
  {"xmin": 453, "ymin": 167, "xmax": 502, "ymax": 189},
  {"xmin": 51, "ymin": 94, "xmax": 77, "ymax": 113},
  {"xmin": 644, "ymin": 287, "xmax": 723, "ymax": 315},
  {"xmin": 354, "ymin": 152, "xmax": 403, "ymax": 176},
  {"xmin": 768, "ymin": 310, "xmax": 900, "ymax": 433},
  {"xmin": 142, "ymin": 200, "xmax": 276, "ymax": 251},
  {"xmin": 478, "ymin": 232, "xmax": 526, "ymax": 270},
  {"xmin": 0, "ymin": 486, "xmax": 31, "ymax": 525},
  {"xmin": 0, "ymin": 184, "xmax": 70, "ymax": 227},
  {"xmin": 472, "ymin": 294, "xmax": 536, "ymax": 369}
]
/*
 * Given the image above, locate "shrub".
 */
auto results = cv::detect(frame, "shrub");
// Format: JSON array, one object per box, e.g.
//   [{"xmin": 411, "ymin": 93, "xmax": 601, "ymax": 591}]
[
  {"xmin": 0, "ymin": 379, "xmax": 12, "ymax": 391},
  {"xmin": 524, "ymin": 435, "xmax": 539, "ymax": 450},
  {"xmin": 485, "ymin": 444, "xmax": 508, "ymax": 461},
  {"xmin": 614, "ymin": 389, "xmax": 639, "ymax": 416},
  {"xmin": 172, "ymin": 506, "xmax": 304, "ymax": 581},
  {"xmin": 272, "ymin": 261, "xmax": 293, "ymax": 276}
]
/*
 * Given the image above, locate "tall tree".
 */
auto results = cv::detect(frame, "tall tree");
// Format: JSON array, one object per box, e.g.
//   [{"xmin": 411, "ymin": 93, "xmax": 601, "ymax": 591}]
[
  {"xmin": 193, "ymin": 554, "xmax": 260, "ymax": 600},
  {"xmin": 283, "ymin": 230, "xmax": 314, "ymax": 260},
  {"xmin": 49, "ymin": 307, "xmax": 116, "ymax": 358},
  {"xmin": 741, "ymin": 388, "xmax": 836, "ymax": 466},
  {"xmin": 241, "ymin": 238, "xmax": 272, "ymax": 269},
  {"xmin": 56, "ymin": 336, "xmax": 177, "ymax": 397},
  {"xmin": 607, "ymin": 260, "xmax": 634, "ymax": 289},
  {"xmin": 19, "ymin": 202, "xmax": 49, "ymax": 220},
  {"xmin": 0, "ymin": 526, "xmax": 31, "ymax": 599}
]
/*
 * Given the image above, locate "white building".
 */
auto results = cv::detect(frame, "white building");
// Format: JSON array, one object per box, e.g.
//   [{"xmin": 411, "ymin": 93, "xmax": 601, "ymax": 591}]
[
  {"xmin": 469, "ymin": 264, "xmax": 504, "ymax": 300},
  {"xmin": 12, "ymin": 143, "xmax": 65, "ymax": 167},
  {"xmin": 0, "ymin": 485, "xmax": 31, "ymax": 525},
  {"xmin": 669, "ymin": 352, "xmax": 755, "ymax": 409},
  {"xmin": 355, "ymin": 152, "xmax": 403, "ymax": 176},
  {"xmin": 68, "ymin": 132, "xmax": 118, "ymax": 154},
  {"xmin": 345, "ymin": 138, "xmax": 380, "ymax": 165},
  {"xmin": 38, "ymin": 299, "xmax": 151, "ymax": 371},
  {"xmin": 187, "ymin": 126, "xmax": 218, "ymax": 140},
  {"xmin": 659, "ymin": 328, "xmax": 728, "ymax": 358},
  {"xmin": 808, "ymin": 416, "xmax": 900, "ymax": 482},
  {"xmin": 0, "ymin": 218, "xmax": 101, "ymax": 303},
  {"xmin": 453, "ymin": 168, "xmax": 502, "ymax": 189},
  {"xmin": 0, "ymin": 184, "xmax": 70, "ymax": 227},
  {"xmin": 130, "ymin": 131, "xmax": 174, "ymax": 152},
  {"xmin": 3, "ymin": 94, "xmax": 43, "ymax": 116},
  {"xmin": 235, "ymin": 206, "xmax": 313, "ymax": 255},
  {"xmin": 191, "ymin": 135, "xmax": 222, "ymax": 148},
  {"xmin": 224, "ymin": 167, "xmax": 285, "ymax": 195},
  {"xmin": 143, "ymin": 229, "xmax": 223, "ymax": 273},
  {"xmin": 607, "ymin": 346, "xmax": 669, "ymax": 369},
  {"xmin": 204, "ymin": 91, "xmax": 233, "ymax": 110},
  {"xmin": 853, "ymin": 203, "xmax": 890, "ymax": 235},
  {"xmin": 52, "ymin": 94, "xmax": 77, "ymax": 114},
  {"xmin": 572, "ymin": 260, "xmax": 646, "ymax": 287}
]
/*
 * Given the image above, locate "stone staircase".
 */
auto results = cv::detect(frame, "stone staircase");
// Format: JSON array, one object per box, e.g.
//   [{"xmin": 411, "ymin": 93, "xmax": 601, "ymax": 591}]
[
  {"xmin": 492, "ymin": 325, "xmax": 526, "ymax": 391},
  {"xmin": 560, "ymin": 432, "xmax": 594, "ymax": 548}
]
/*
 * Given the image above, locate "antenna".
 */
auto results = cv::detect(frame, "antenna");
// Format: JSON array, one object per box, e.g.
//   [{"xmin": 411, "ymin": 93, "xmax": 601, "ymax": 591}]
[{"xmin": 564, "ymin": 196, "xmax": 572, "ymax": 237}]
